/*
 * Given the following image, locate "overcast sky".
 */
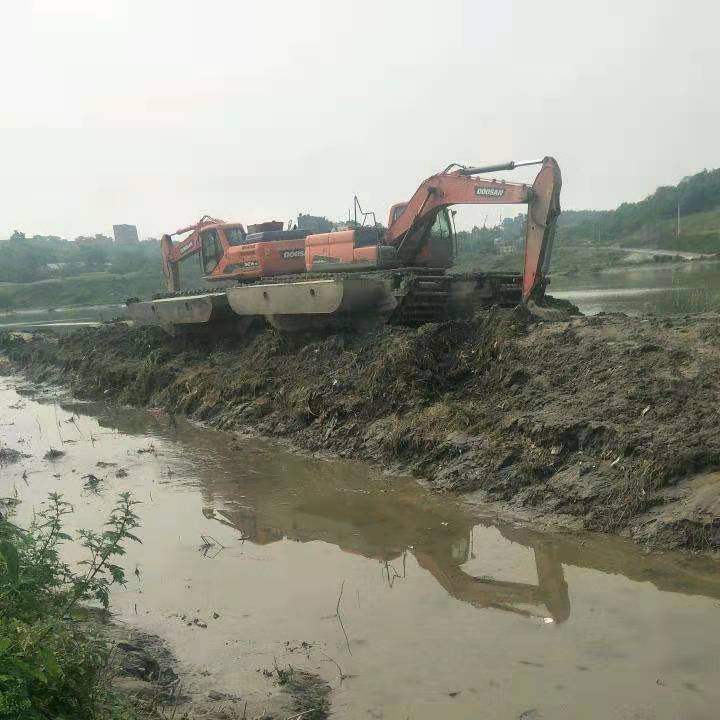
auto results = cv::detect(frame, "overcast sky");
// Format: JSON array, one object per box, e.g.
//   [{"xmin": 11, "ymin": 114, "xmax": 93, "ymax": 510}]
[{"xmin": 1, "ymin": 0, "xmax": 718, "ymax": 238}]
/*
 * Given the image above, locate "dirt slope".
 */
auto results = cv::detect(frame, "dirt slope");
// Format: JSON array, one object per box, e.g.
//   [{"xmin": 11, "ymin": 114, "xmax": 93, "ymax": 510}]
[{"xmin": 2, "ymin": 309, "xmax": 720, "ymax": 552}]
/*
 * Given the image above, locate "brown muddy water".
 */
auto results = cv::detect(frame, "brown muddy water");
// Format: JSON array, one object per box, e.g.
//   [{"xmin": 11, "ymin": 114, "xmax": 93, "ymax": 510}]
[{"xmin": 2, "ymin": 375, "xmax": 720, "ymax": 719}]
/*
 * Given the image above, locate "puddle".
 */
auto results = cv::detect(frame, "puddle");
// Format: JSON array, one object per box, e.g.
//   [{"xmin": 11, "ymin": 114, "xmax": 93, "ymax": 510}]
[{"xmin": 2, "ymin": 376, "xmax": 719, "ymax": 719}]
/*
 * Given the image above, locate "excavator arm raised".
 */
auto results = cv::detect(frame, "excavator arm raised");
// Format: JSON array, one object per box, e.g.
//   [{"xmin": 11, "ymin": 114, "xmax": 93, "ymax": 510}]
[{"xmin": 387, "ymin": 157, "xmax": 561, "ymax": 301}]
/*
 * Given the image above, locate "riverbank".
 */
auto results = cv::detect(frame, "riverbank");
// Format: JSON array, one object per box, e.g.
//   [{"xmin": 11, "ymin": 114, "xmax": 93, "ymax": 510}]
[
  {"xmin": 0, "ymin": 269, "xmax": 163, "ymax": 312},
  {"xmin": 1, "ymin": 309, "xmax": 719, "ymax": 553}
]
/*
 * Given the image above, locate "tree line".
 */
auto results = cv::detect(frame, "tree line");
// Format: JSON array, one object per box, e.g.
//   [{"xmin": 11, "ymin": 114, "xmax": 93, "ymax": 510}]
[
  {"xmin": 456, "ymin": 166, "xmax": 720, "ymax": 253},
  {"xmin": 0, "ymin": 232, "xmax": 161, "ymax": 283}
]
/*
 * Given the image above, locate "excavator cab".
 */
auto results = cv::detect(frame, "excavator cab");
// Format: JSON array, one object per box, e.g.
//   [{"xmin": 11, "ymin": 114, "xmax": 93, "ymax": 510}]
[
  {"xmin": 388, "ymin": 204, "xmax": 455, "ymax": 269},
  {"xmin": 200, "ymin": 227, "xmax": 225, "ymax": 274},
  {"xmin": 415, "ymin": 208, "xmax": 454, "ymax": 268},
  {"xmin": 162, "ymin": 219, "xmax": 311, "ymax": 292},
  {"xmin": 304, "ymin": 207, "xmax": 455, "ymax": 273}
]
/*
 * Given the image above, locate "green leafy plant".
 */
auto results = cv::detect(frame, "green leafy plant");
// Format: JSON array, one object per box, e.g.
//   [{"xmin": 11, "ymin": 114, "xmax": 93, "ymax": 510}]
[{"xmin": 0, "ymin": 492, "xmax": 141, "ymax": 719}]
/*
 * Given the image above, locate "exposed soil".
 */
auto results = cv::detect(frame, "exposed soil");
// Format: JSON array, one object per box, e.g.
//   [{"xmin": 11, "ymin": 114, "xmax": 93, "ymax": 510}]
[
  {"xmin": 1, "ymin": 307, "xmax": 720, "ymax": 553},
  {"xmin": 84, "ymin": 610, "xmax": 330, "ymax": 720},
  {"xmin": 0, "ymin": 446, "xmax": 26, "ymax": 464}
]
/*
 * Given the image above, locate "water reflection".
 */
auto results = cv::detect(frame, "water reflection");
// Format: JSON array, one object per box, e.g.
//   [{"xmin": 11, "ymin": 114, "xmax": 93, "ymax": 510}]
[
  {"xmin": 8, "ymin": 382, "xmax": 720, "ymax": 719},
  {"xmin": 205, "ymin": 485, "xmax": 571, "ymax": 623},
  {"xmin": 59, "ymin": 397, "xmax": 720, "ymax": 627}
]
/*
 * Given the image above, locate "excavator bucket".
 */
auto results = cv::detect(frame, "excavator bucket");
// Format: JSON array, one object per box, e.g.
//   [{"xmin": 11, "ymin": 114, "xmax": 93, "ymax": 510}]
[{"xmin": 522, "ymin": 157, "xmax": 562, "ymax": 301}]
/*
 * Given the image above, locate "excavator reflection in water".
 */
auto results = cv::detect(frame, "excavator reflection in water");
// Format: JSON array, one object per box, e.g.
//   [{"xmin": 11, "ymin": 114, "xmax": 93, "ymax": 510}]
[
  {"xmin": 76, "ymin": 402, "xmax": 720, "ymax": 625},
  {"xmin": 199, "ymin": 475, "xmax": 571, "ymax": 624}
]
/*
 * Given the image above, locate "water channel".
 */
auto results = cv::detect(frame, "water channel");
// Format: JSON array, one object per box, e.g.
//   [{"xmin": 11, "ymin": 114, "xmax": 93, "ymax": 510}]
[{"xmin": 2, "ymin": 375, "xmax": 719, "ymax": 719}]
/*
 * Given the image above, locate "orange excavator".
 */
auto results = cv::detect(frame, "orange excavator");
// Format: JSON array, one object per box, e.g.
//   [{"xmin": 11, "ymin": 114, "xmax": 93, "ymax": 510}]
[
  {"xmin": 160, "ymin": 219, "xmax": 310, "ymax": 291},
  {"xmin": 128, "ymin": 156, "xmax": 561, "ymax": 333}
]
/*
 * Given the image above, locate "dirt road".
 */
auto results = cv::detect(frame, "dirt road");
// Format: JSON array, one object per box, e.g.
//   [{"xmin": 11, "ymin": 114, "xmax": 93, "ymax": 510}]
[{"xmin": 2, "ymin": 307, "xmax": 719, "ymax": 552}]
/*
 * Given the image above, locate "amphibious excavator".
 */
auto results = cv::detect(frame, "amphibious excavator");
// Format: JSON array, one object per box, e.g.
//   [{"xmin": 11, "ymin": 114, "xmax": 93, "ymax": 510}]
[{"xmin": 127, "ymin": 156, "xmax": 561, "ymax": 333}]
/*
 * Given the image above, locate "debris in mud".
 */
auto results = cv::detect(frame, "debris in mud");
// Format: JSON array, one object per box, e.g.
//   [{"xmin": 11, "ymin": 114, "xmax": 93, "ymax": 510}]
[
  {"xmin": 519, "ymin": 710, "xmax": 542, "ymax": 720},
  {"xmin": 3, "ymin": 311, "xmax": 720, "ymax": 552},
  {"xmin": 97, "ymin": 460, "xmax": 117, "ymax": 467},
  {"xmin": 272, "ymin": 665, "xmax": 331, "ymax": 720},
  {"xmin": 0, "ymin": 496, "xmax": 21, "ymax": 518},
  {"xmin": 78, "ymin": 611, "xmax": 182, "ymax": 709},
  {"xmin": 0, "ymin": 446, "xmax": 28, "ymax": 464},
  {"xmin": 82, "ymin": 473, "xmax": 104, "ymax": 493},
  {"xmin": 116, "ymin": 468, "xmax": 129, "ymax": 478},
  {"xmin": 199, "ymin": 534, "xmax": 227, "ymax": 557},
  {"xmin": 43, "ymin": 447, "xmax": 65, "ymax": 461},
  {"xmin": 137, "ymin": 443, "xmax": 158, "ymax": 455}
]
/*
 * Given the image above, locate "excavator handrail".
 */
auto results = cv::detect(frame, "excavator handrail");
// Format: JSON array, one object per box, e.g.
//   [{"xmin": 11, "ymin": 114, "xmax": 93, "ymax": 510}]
[{"xmin": 171, "ymin": 215, "xmax": 225, "ymax": 237}]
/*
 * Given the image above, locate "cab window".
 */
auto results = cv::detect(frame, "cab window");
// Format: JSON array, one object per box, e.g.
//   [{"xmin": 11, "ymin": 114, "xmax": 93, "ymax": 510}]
[
  {"xmin": 224, "ymin": 226, "xmax": 246, "ymax": 246},
  {"xmin": 201, "ymin": 229, "xmax": 222, "ymax": 273},
  {"xmin": 430, "ymin": 209, "xmax": 452, "ymax": 241}
]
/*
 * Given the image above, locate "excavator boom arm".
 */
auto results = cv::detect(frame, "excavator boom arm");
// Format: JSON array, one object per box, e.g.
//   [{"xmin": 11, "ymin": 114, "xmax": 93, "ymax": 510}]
[{"xmin": 387, "ymin": 157, "xmax": 561, "ymax": 301}]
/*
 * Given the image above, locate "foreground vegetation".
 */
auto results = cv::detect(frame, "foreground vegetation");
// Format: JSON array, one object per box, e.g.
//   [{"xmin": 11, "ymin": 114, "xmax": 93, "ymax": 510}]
[{"xmin": 0, "ymin": 492, "xmax": 141, "ymax": 719}]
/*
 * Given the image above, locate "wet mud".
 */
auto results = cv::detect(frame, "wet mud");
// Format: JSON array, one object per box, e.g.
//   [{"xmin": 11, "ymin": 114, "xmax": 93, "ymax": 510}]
[
  {"xmin": 84, "ymin": 610, "xmax": 329, "ymax": 719},
  {"xmin": 2, "ymin": 307, "xmax": 720, "ymax": 552}
]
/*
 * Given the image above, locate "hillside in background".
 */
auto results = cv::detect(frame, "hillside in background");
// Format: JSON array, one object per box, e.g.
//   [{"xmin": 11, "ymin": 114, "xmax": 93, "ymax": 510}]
[
  {"xmin": 455, "ymin": 166, "xmax": 720, "ymax": 274},
  {"xmin": 556, "ymin": 165, "xmax": 720, "ymax": 251}
]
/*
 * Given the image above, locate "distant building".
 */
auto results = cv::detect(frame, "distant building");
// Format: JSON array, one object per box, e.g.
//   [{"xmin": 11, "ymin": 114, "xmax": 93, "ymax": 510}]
[{"xmin": 113, "ymin": 224, "xmax": 140, "ymax": 244}]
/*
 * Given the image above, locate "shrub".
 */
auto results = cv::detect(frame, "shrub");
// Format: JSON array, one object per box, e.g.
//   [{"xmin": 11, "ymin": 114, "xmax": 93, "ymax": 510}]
[{"xmin": 0, "ymin": 492, "xmax": 141, "ymax": 719}]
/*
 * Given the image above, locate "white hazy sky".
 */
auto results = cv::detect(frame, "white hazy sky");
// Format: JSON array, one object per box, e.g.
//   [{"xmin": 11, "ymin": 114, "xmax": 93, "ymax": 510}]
[{"xmin": 1, "ymin": 0, "xmax": 718, "ymax": 238}]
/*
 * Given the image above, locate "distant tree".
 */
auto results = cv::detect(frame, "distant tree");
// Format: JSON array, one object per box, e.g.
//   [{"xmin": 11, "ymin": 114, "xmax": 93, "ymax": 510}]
[
  {"xmin": 79, "ymin": 245, "xmax": 109, "ymax": 269},
  {"xmin": 9, "ymin": 230, "xmax": 26, "ymax": 242},
  {"xmin": 557, "ymin": 167, "xmax": 720, "ymax": 246}
]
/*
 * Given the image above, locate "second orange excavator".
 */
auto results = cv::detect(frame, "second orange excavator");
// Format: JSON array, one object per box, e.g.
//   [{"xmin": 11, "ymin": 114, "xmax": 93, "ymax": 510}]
[{"xmin": 127, "ymin": 156, "xmax": 561, "ymax": 333}]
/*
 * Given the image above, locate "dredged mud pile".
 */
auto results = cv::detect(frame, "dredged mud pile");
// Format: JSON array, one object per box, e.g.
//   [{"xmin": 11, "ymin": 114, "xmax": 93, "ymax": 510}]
[{"xmin": 2, "ymin": 308, "xmax": 720, "ymax": 552}]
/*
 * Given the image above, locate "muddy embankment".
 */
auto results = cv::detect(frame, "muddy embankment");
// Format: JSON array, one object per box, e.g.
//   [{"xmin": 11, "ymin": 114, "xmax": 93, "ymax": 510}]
[{"xmin": 2, "ymin": 307, "xmax": 720, "ymax": 552}]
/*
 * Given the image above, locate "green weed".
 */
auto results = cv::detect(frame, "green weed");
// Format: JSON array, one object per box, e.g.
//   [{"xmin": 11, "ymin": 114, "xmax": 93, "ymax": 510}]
[{"xmin": 0, "ymin": 492, "xmax": 142, "ymax": 719}]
